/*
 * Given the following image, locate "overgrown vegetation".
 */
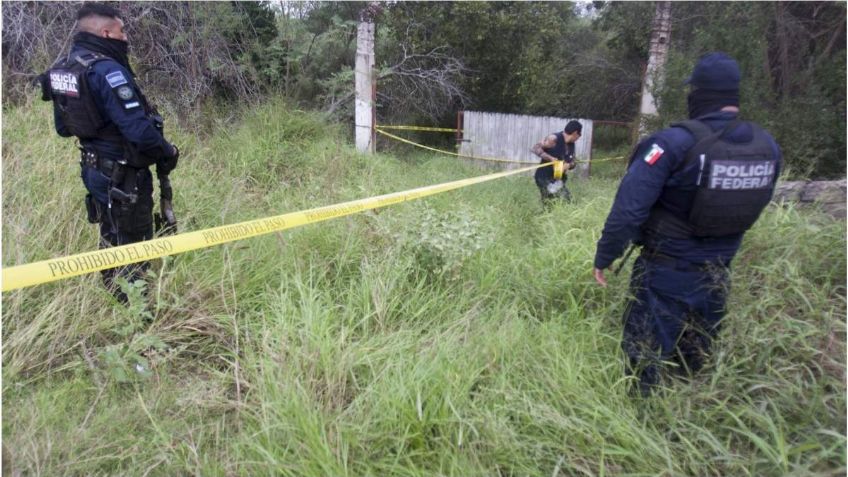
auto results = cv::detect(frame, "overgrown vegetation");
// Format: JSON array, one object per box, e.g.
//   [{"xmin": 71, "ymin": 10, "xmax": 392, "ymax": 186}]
[
  {"xmin": 2, "ymin": 1, "xmax": 844, "ymax": 177},
  {"xmin": 3, "ymin": 97, "xmax": 845, "ymax": 476}
]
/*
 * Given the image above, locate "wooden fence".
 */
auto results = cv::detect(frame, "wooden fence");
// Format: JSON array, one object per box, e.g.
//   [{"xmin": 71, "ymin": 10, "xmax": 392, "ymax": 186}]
[{"xmin": 458, "ymin": 111, "xmax": 594, "ymax": 176}]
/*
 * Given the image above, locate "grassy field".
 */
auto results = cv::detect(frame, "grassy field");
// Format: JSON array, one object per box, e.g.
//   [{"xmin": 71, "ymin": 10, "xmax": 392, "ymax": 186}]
[{"xmin": 2, "ymin": 97, "xmax": 845, "ymax": 476}]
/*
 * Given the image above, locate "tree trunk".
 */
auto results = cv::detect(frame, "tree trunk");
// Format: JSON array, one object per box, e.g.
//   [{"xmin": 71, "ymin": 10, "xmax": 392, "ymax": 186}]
[{"xmin": 637, "ymin": 1, "xmax": 672, "ymax": 138}]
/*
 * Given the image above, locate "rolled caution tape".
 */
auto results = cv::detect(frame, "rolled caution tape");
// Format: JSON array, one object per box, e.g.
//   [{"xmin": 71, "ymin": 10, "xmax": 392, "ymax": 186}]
[
  {"xmin": 2, "ymin": 162, "xmax": 552, "ymax": 292},
  {"xmin": 552, "ymin": 160, "xmax": 564, "ymax": 180},
  {"xmin": 375, "ymin": 125, "xmax": 459, "ymax": 133}
]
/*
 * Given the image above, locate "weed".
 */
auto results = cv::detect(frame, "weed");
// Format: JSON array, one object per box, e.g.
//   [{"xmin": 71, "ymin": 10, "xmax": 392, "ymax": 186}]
[{"xmin": 2, "ymin": 100, "xmax": 845, "ymax": 476}]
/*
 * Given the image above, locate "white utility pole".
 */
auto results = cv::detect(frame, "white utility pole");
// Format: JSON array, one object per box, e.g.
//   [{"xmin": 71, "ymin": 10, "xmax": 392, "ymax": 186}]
[
  {"xmin": 355, "ymin": 20, "xmax": 375, "ymax": 153},
  {"xmin": 637, "ymin": 1, "xmax": 672, "ymax": 138}
]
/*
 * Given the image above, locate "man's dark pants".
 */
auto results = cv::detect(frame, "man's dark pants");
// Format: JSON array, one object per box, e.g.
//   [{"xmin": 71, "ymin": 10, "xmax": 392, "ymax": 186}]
[
  {"xmin": 81, "ymin": 163, "xmax": 154, "ymax": 302},
  {"xmin": 622, "ymin": 255, "xmax": 730, "ymax": 395}
]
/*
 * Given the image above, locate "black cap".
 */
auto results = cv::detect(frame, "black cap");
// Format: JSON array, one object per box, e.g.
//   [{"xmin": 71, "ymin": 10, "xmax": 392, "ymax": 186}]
[
  {"xmin": 685, "ymin": 52, "xmax": 740, "ymax": 91},
  {"xmin": 564, "ymin": 120, "xmax": 582, "ymax": 135}
]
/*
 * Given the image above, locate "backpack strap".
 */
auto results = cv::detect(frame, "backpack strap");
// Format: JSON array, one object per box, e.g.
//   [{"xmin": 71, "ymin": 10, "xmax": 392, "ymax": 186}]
[
  {"xmin": 671, "ymin": 119, "xmax": 741, "ymax": 173},
  {"xmin": 73, "ymin": 52, "xmax": 109, "ymax": 69},
  {"xmin": 672, "ymin": 119, "xmax": 715, "ymax": 140}
]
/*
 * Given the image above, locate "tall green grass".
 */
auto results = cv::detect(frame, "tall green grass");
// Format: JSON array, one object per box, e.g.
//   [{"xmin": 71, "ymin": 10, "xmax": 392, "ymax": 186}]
[{"xmin": 3, "ymin": 97, "xmax": 845, "ymax": 476}]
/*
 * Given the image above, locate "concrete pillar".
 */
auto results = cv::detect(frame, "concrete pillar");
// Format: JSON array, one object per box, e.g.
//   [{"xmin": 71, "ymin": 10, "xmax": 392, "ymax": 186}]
[{"xmin": 355, "ymin": 21, "xmax": 375, "ymax": 153}]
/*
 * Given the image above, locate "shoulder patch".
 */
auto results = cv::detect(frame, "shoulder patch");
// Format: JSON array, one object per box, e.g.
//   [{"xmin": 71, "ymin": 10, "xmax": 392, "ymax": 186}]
[
  {"xmin": 117, "ymin": 86, "xmax": 134, "ymax": 100},
  {"xmin": 105, "ymin": 71, "xmax": 128, "ymax": 88},
  {"xmin": 643, "ymin": 143, "xmax": 664, "ymax": 166}
]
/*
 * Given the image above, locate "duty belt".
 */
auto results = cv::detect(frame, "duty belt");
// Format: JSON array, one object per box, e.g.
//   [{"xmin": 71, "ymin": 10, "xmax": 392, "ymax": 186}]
[
  {"xmin": 640, "ymin": 249, "xmax": 721, "ymax": 273},
  {"xmin": 79, "ymin": 148, "xmax": 116, "ymax": 177}
]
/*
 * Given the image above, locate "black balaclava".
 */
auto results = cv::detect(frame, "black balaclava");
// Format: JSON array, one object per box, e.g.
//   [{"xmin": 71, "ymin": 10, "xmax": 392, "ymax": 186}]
[
  {"xmin": 685, "ymin": 52, "xmax": 741, "ymax": 119},
  {"xmin": 687, "ymin": 88, "xmax": 739, "ymax": 119},
  {"xmin": 72, "ymin": 31, "xmax": 133, "ymax": 76}
]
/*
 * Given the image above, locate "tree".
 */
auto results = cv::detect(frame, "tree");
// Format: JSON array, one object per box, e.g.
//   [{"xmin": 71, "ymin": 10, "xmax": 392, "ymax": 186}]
[
  {"xmin": 1, "ymin": 1, "xmax": 279, "ymax": 117},
  {"xmin": 649, "ymin": 1, "xmax": 846, "ymax": 178},
  {"xmin": 637, "ymin": 1, "xmax": 671, "ymax": 137}
]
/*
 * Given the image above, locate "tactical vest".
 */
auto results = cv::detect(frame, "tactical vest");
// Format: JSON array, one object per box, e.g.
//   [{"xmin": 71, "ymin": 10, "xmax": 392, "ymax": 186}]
[
  {"xmin": 40, "ymin": 52, "xmax": 123, "ymax": 140},
  {"xmin": 643, "ymin": 120, "xmax": 778, "ymax": 239},
  {"xmin": 543, "ymin": 133, "xmax": 575, "ymax": 162}
]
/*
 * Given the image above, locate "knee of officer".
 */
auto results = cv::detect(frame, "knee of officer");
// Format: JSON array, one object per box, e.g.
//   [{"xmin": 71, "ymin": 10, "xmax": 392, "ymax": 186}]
[{"xmin": 622, "ymin": 306, "xmax": 658, "ymax": 361}]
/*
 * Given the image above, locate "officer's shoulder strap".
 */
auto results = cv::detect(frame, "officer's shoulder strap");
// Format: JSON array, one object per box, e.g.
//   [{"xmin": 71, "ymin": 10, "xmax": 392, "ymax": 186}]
[
  {"xmin": 671, "ymin": 119, "xmax": 715, "ymax": 142},
  {"xmin": 671, "ymin": 119, "xmax": 742, "ymax": 172},
  {"xmin": 73, "ymin": 52, "xmax": 111, "ymax": 69}
]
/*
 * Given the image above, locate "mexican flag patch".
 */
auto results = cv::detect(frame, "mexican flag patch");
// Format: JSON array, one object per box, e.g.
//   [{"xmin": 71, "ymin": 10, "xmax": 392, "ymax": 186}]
[{"xmin": 643, "ymin": 143, "xmax": 664, "ymax": 166}]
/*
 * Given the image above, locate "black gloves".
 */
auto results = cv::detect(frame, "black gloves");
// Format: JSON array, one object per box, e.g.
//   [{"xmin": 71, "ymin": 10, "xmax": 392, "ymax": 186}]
[{"xmin": 157, "ymin": 144, "xmax": 179, "ymax": 175}]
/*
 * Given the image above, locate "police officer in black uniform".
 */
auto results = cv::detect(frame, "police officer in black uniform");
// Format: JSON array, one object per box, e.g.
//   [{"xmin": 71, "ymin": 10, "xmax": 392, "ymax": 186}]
[
  {"xmin": 592, "ymin": 53, "xmax": 782, "ymax": 395},
  {"xmin": 531, "ymin": 120, "xmax": 582, "ymax": 205},
  {"xmin": 40, "ymin": 3, "xmax": 179, "ymax": 303}
]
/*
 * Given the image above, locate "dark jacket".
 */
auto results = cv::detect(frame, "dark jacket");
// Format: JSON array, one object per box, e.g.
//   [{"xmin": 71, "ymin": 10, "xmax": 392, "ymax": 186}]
[
  {"xmin": 594, "ymin": 111, "xmax": 782, "ymax": 269},
  {"xmin": 53, "ymin": 45, "xmax": 173, "ymax": 163}
]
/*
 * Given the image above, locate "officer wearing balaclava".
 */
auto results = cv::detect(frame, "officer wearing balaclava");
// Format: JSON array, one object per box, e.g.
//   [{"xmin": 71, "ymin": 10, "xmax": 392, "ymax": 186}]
[
  {"xmin": 592, "ymin": 53, "xmax": 782, "ymax": 395},
  {"xmin": 40, "ymin": 3, "xmax": 180, "ymax": 304}
]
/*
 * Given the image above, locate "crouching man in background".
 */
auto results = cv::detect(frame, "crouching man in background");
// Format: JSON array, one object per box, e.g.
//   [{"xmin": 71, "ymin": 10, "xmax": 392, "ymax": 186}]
[{"xmin": 531, "ymin": 120, "xmax": 582, "ymax": 206}]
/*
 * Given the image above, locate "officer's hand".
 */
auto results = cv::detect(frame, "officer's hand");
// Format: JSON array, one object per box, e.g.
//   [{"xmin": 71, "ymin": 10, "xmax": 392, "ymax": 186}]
[
  {"xmin": 169, "ymin": 144, "xmax": 180, "ymax": 160},
  {"xmin": 567, "ymin": 161, "xmax": 577, "ymax": 170},
  {"xmin": 159, "ymin": 144, "xmax": 180, "ymax": 174},
  {"xmin": 593, "ymin": 268, "xmax": 608, "ymax": 287}
]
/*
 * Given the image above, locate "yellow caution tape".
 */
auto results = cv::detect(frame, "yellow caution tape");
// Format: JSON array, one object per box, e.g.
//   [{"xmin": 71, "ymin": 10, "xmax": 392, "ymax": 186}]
[
  {"xmin": 553, "ymin": 160, "xmax": 564, "ymax": 180},
  {"xmin": 2, "ymin": 163, "xmax": 552, "ymax": 292},
  {"xmin": 376, "ymin": 128, "xmax": 529, "ymax": 164},
  {"xmin": 376, "ymin": 128, "xmax": 626, "ymax": 165},
  {"xmin": 376, "ymin": 125, "xmax": 459, "ymax": 133}
]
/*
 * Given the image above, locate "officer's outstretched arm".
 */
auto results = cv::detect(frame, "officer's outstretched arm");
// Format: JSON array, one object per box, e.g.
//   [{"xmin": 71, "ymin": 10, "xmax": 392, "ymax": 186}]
[{"xmin": 594, "ymin": 137, "xmax": 677, "ymax": 273}]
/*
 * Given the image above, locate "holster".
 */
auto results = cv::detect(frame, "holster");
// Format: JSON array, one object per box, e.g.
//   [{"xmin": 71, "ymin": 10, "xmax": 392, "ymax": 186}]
[
  {"xmin": 109, "ymin": 164, "xmax": 138, "ymax": 205},
  {"xmin": 84, "ymin": 193, "xmax": 100, "ymax": 223},
  {"xmin": 108, "ymin": 165, "xmax": 155, "ymax": 237}
]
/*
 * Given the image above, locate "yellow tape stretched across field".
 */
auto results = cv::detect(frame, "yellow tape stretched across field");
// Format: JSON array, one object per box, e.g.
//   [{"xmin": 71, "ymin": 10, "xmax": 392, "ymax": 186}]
[
  {"xmin": 376, "ymin": 128, "xmax": 529, "ymax": 164},
  {"xmin": 2, "ymin": 163, "xmax": 551, "ymax": 292},
  {"xmin": 375, "ymin": 125, "xmax": 459, "ymax": 133},
  {"xmin": 375, "ymin": 127, "xmax": 625, "ymax": 164}
]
